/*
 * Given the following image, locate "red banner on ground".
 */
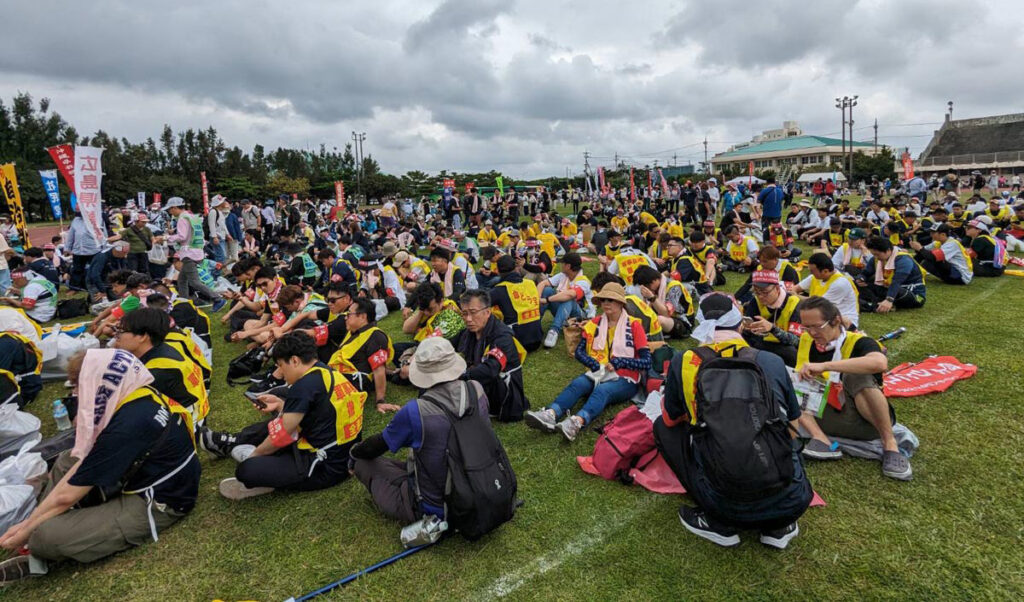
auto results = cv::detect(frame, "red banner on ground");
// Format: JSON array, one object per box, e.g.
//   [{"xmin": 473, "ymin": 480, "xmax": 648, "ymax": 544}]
[{"xmin": 883, "ymin": 355, "xmax": 977, "ymax": 397}]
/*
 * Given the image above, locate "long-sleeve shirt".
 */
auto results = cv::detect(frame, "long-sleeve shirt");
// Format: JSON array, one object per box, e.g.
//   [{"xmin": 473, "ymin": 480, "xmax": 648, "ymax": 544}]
[
  {"xmin": 226, "ymin": 211, "xmax": 243, "ymax": 241},
  {"xmin": 66, "ymin": 217, "xmax": 101, "ymax": 256},
  {"xmin": 165, "ymin": 212, "xmax": 204, "ymax": 262},
  {"xmin": 208, "ymin": 210, "xmax": 229, "ymax": 238}
]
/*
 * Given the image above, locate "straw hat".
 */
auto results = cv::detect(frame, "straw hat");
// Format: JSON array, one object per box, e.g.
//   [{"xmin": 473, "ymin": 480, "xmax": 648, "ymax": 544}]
[{"xmin": 593, "ymin": 282, "xmax": 627, "ymax": 305}]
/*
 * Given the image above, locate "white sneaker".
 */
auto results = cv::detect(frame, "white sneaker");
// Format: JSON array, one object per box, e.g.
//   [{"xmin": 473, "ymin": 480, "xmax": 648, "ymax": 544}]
[
  {"xmin": 543, "ymin": 329, "xmax": 559, "ymax": 348},
  {"xmin": 231, "ymin": 444, "xmax": 256, "ymax": 463}
]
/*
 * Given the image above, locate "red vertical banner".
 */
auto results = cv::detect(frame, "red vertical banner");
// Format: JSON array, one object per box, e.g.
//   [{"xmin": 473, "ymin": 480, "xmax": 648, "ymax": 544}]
[
  {"xmin": 154, "ymin": 192, "xmax": 162, "ymax": 207},
  {"xmin": 334, "ymin": 180, "xmax": 344, "ymax": 205},
  {"xmin": 200, "ymin": 171, "xmax": 210, "ymax": 215},
  {"xmin": 464, "ymin": 182, "xmax": 475, "ymax": 193},
  {"xmin": 443, "ymin": 178, "xmax": 455, "ymax": 189},
  {"xmin": 901, "ymin": 151, "xmax": 914, "ymax": 179},
  {"xmin": 47, "ymin": 145, "xmax": 76, "ymax": 193},
  {"xmin": 629, "ymin": 168, "xmax": 636, "ymax": 201},
  {"xmin": 658, "ymin": 168, "xmax": 670, "ymax": 198},
  {"xmin": 748, "ymin": 160, "xmax": 754, "ymax": 186}
]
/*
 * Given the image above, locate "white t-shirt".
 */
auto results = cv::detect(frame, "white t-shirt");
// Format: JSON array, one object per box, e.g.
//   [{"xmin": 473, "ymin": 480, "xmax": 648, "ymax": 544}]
[
  {"xmin": 798, "ymin": 274, "xmax": 860, "ymax": 327},
  {"xmin": 927, "ymin": 240, "xmax": 973, "ymax": 284},
  {"xmin": 22, "ymin": 279, "xmax": 57, "ymax": 322},
  {"xmin": 549, "ymin": 272, "xmax": 595, "ymax": 317},
  {"xmin": 0, "ymin": 233, "xmax": 8, "ymax": 271}
]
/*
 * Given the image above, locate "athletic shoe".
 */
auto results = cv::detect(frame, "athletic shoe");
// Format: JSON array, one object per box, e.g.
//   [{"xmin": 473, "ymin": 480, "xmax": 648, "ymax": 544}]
[
  {"xmin": 760, "ymin": 522, "xmax": 800, "ymax": 549},
  {"xmin": 543, "ymin": 329, "xmax": 559, "ymax": 349},
  {"xmin": 881, "ymin": 450, "xmax": 913, "ymax": 481},
  {"xmin": 558, "ymin": 416, "xmax": 583, "ymax": 442},
  {"xmin": 230, "ymin": 444, "xmax": 256, "ymax": 463},
  {"xmin": 0, "ymin": 555, "xmax": 32, "ymax": 584},
  {"xmin": 218, "ymin": 477, "xmax": 274, "ymax": 500},
  {"xmin": 198, "ymin": 427, "xmax": 235, "ymax": 459},
  {"xmin": 212, "ymin": 298, "xmax": 227, "ymax": 312},
  {"xmin": 524, "ymin": 408, "xmax": 558, "ymax": 433},
  {"xmin": 678, "ymin": 506, "xmax": 740, "ymax": 547},
  {"xmin": 802, "ymin": 439, "xmax": 842, "ymax": 461}
]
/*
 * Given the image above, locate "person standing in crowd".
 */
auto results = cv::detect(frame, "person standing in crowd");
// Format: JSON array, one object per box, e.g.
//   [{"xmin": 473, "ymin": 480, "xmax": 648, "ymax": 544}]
[
  {"xmin": 65, "ymin": 207, "xmax": 102, "ymax": 291},
  {"xmin": 224, "ymin": 199, "xmax": 242, "ymax": 264},
  {"xmin": 757, "ymin": 177, "xmax": 785, "ymax": 239},
  {"xmin": 207, "ymin": 196, "xmax": 229, "ymax": 264},
  {"xmin": 162, "ymin": 197, "xmax": 226, "ymax": 311},
  {"xmin": 114, "ymin": 211, "xmax": 155, "ymax": 275}
]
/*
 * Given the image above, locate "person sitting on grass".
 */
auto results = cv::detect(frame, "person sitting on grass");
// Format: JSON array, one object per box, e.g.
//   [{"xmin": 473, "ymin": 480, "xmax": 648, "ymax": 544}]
[
  {"xmin": 629, "ymin": 265, "xmax": 694, "ymax": 340},
  {"xmin": 721, "ymin": 225, "xmax": 760, "ymax": 273},
  {"xmin": 854, "ymin": 236, "xmax": 926, "ymax": 314},
  {"xmin": 327, "ymin": 297, "xmax": 397, "ymax": 410},
  {"xmin": 793, "ymin": 297, "xmax": 911, "ymax": 480},
  {"xmin": 908, "ymin": 223, "xmax": 973, "ymax": 285},
  {"xmin": 349, "ymin": 337, "xmax": 492, "ymax": 530},
  {"xmin": 964, "ymin": 218, "xmax": 1008, "ymax": 277},
  {"xmin": 524, "ymin": 282, "xmax": 650, "ymax": 441},
  {"xmin": 488, "ymin": 255, "xmax": 543, "ymax": 352},
  {"xmin": 655, "ymin": 292, "xmax": 811, "ymax": 549},
  {"xmin": 0, "ymin": 349, "xmax": 200, "ymax": 583},
  {"xmin": 536, "ymin": 252, "xmax": 595, "ymax": 349},
  {"xmin": 427, "ymin": 247, "xmax": 466, "ymax": 301},
  {"xmin": 742, "ymin": 270, "xmax": 802, "ymax": 367},
  {"xmin": 792, "ymin": 252, "xmax": 860, "ymax": 328},
  {"xmin": 205, "ymin": 332, "xmax": 367, "ymax": 499},
  {"xmin": 831, "ymin": 227, "xmax": 869, "ymax": 277}
]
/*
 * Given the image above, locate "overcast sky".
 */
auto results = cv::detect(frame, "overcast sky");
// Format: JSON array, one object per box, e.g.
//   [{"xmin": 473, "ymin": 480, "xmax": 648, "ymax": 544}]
[{"xmin": 2, "ymin": 0, "xmax": 1022, "ymax": 178}]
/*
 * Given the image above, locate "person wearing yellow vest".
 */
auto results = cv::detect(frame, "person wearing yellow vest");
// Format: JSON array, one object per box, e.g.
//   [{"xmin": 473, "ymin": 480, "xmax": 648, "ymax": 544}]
[
  {"xmin": 793, "ymin": 253, "xmax": 860, "ymax": 328},
  {"xmin": 854, "ymin": 236, "xmax": 927, "ymax": 314},
  {"xmin": 478, "ymin": 220, "xmax": 499, "ymax": 246},
  {"xmin": 964, "ymin": 218, "xmax": 1007, "ymax": 277},
  {"xmin": 453, "ymin": 289, "xmax": 529, "ymax": 421},
  {"xmin": 208, "ymin": 332, "xmax": 366, "ymax": 500},
  {"xmin": 537, "ymin": 252, "xmax": 595, "ymax": 348},
  {"xmin": 631, "ymin": 265, "xmax": 694, "ymax": 339},
  {"xmin": 733, "ymin": 245, "xmax": 802, "ymax": 305},
  {"xmin": 558, "ymin": 217, "xmax": 580, "ymax": 250},
  {"xmin": 908, "ymin": 223, "xmax": 973, "ymax": 284},
  {"xmin": 831, "ymin": 227, "xmax": 868, "ymax": 277},
  {"xmin": 0, "ymin": 329, "xmax": 42, "ymax": 407},
  {"xmin": 428, "ymin": 247, "xmax": 466, "ymax": 300},
  {"xmin": 603, "ymin": 243, "xmax": 656, "ymax": 286},
  {"xmin": 655, "ymin": 292, "xmax": 811, "ymax": 549},
  {"xmin": 982, "ymin": 197, "xmax": 1011, "ymax": 228},
  {"xmin": 765, "ymin": 222, "xmax": 802, "ymax": 260},
  {"xmin": 525, "ymin": 283, "xmax": 650, "ymax": 442},
  {"xmin": 400, "ymin": 282, "xmax": 466, "ymax": 344},
  {"xmin": 489, "ymin": 255, "xmax": 543, "ymax": 351},
  {"xmin": 741, "ymin": 270, "xmax": 802, "ymax": 367},
  {"xmin": 0, "ymin": 349, "xmax": 200, "ymax": 582},
  {"xmin": 610, "ymin": 208, "xmax": 630, "ymax": 233},
  {"xmin": 328, "ymin": 297, "xmax": 397, "ymax": 411},
  {"xmin": 793, "ymin": 296, "xmax": 911, "ymax": 481},
  {"xmin": 115, "ymin": 308, "xmax": 210, "ymax": 427},
  {"xmin": 722, "ymin": 225, "xmax": 760, "ymax": 273},
  {"xmin": 669, "ymin": 233, "xmax": 718, "ymax": 294}
]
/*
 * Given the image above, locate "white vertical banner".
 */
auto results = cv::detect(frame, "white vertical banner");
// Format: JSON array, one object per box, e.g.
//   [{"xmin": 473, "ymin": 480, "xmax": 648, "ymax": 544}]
[
  {"xmin": 73, "ymin": 145, "xmax": 107, "ymax": 245},
  {"xmin": 137, "ymin": 191, "xmax": 146, "ymax": 206}
]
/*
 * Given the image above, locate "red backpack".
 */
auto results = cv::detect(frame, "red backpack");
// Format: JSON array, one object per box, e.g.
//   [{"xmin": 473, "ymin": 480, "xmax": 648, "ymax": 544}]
[{"xmin": 592, "ymin": 405, "xmax": 657, "ymax": 481}]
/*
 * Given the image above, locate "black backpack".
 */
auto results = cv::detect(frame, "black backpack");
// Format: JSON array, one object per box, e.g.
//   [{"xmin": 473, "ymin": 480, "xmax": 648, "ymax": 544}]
[
  {"xmin": 690, "ymin": 346, "xmax": 795, "ymax": 502},
  {"xmin": 422, "ymin": 382, "xmax": 517, "ymax": 541},
  {"xmin": 226, "ymin": 347, "xmax": 269, "ymax": 385},
  {"xmin": 57, "ymin": 298, "xmax": 89, "ymax": 320}
]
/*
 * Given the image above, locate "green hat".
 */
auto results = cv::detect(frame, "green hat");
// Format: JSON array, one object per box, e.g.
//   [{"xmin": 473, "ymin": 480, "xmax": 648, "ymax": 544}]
[{"xmin": 848, "ymin": 227, "xmax": 866, "ymax": 240}]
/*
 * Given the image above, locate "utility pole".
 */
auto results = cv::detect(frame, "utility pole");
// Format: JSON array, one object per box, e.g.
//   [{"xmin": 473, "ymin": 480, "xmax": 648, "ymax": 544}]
[
  {"xmin": 873, "ymin": 118, "xmax": 878, "ymax": 151},
  {"xmin": 703, "ymin": 137, "xmax": 708, "ymax": 173},
  {"xmin": 848, "ymin": 97, "xmax": 857, "ymax": 182},
  {"xmin": 836, "ymin": 98, "xmax": 846, "ymax": 161},
  {"xmin": 351, "ymin": 131, "xmax": 366, "ymax": 199},
  {"xmin": 672, "ymin": 153, "xmax": 677, "ymax": 167},
  {"xmin": 614, "ymin": 152, "xmax": 619, "ymax": 168},
  {"xmin": 583, "ymin": 150, "xmax": 592, "ymax": 195}
]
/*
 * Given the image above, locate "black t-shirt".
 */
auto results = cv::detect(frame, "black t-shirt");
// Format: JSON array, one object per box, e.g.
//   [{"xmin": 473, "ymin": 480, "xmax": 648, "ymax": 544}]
[
  {"xmin": 337, "ymin": 325, "xmax": 391, "ymax": 376},
  {"xmin": 70, "ymin": 391, "xmax": 200, "ymax": 513},
  {"xmin": 284, "ymin": 364, "xmax": 359, "ymax": 470},
  {"xmin": 140, "ymin": 343, "xmax": 199, "ymax": 409},
  {"xmin": 803, "ymin": 335, "xmax": 884, "ymax": 386},
  {"xmin": 314, "ymin": 307, "xmax": 350, "ymax": 362}
]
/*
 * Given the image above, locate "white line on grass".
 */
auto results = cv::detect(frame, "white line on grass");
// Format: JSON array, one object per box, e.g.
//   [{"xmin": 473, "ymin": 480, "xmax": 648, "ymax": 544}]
[{"xmin": 481, "ymin": 496, "xmax": 657, "ymax": 599}]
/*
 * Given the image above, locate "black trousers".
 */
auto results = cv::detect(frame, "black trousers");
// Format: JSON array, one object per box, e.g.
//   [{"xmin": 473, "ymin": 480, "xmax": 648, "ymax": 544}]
[
  {"xmin": 742, "ymin": 334, "xmax": 798, "ymax": 367},
  {"xmin": 235, "ymin": 444, "xmax": 352, "ymax": 491},
  {"xmin": 858, "ymin": 283, "xmax": 926, "ymax": 312},
  {"xmin": 917, "ymin": 256, "xmax": 966, "ymax": 285},
  {"xmin": 70, "ymin": 254, "xmax": 93, "ymax": 290}
]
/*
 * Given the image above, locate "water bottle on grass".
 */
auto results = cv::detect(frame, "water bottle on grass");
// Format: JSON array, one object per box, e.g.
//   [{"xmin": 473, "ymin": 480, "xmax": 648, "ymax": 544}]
[{"xmin": 53, "ymin": 400, "xmax": 72, "ymax": 431}]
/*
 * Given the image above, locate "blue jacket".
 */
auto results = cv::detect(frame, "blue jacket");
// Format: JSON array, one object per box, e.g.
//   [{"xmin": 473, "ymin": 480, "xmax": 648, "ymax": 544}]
[{"xmin": 226, "ymin": 211, "xmax": 243, "ymax": 241}]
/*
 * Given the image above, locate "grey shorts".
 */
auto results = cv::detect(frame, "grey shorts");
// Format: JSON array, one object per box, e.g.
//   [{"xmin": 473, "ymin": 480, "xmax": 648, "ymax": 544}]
[{"xmin": 814, "ymin": 372, "xmax": 895, "ymax": 441}]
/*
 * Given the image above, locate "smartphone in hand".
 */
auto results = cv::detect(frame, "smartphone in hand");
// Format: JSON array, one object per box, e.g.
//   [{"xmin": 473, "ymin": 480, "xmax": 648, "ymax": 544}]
[{"xmin": 243, "ymin": 390, "xmax": 268, "ymax": 410}]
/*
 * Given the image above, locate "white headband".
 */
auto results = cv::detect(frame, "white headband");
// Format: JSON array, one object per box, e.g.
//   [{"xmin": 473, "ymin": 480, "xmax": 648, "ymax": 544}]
[{"xmin": 690, "ymin": 304, "xmax": 743, "ymax": 345}]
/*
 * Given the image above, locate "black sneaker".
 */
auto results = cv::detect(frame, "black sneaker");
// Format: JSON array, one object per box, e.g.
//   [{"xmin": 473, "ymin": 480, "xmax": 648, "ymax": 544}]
[
  {"xmin": 678, "ymin": 506, "xmax": 740, "ymax": 547},
  {"xmin": 760, "ymin": 522, "xmax": 800, "ymax": 549},
  {"xmin": 247, "ymin": 374, "xmax": 284, "ymax": 393},
  {"xmin": 0, "ymin": 555, "xmax": 32, "ymax": 584},
  {"xmin": 198, "ymin": 427, "xmax": 236, "ymax": 459}
]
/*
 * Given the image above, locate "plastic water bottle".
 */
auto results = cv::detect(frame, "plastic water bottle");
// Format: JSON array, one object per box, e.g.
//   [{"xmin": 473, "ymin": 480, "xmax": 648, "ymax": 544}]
[
  {"xmin": 53, "ymin": 400, "xmax": 72, "ymax": 431},
  {"xmin": 878, "ymin": 327, "xmax": 907, "ymax": 342}
]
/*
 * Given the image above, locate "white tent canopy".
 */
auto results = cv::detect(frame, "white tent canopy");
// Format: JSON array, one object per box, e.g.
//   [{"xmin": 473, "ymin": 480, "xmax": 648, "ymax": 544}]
[
  {"xmin": 797, "ymin": 172, "xmax": 846, "ymax": 183},
  {"xmin": 724, "ymin": 175, "xmax": 766, "ymax": 186}
]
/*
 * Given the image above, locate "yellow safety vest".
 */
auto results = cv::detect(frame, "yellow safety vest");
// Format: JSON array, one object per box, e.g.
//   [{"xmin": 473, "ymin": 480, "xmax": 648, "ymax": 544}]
[
  {"xmin": 837, "ymin": 243, "xmax": 865, "ymax": 269},
  {"xmin": 755, "ymin": 294, "xmax": 802, "ymax": 344},
  {"xmin": 414, "ymin": 299, "xmax": 461, "ymax": 341},
  {"xmin": 144, "ymin": 349, "xmax": 210, "ymax": 424},
  {"xmin": 880, "ymin": 251, "xmax": 926, "ymax": 285},
  {"xmin": 795, "ymin": 331, "xmax": 865, "ymax": 382},
  {"xmin": 949, "ymin": 238, "xmax": 973, "ymax": 273},
  {"xmin": 679, "ymin": 339, "xmax": 749, "ymax": 425},
  {"xmin": 478, "ymin": 228, "xmax": 498, "ymax": 244},
  {"xmin": 662, "ymin": 279, "xmax": 694, "ymax": 317},
  {"xmin": 625, "ymin": 294, "xmax": 663, "ymax": 340},
  {"xmin": 614, "ymin": 252, "xmax": 650, "ymax": 285},
  {"xmin": 0, "ymin": 332, "xmax": 42, "ymax": 376},
  {"xmin": 828, "ymin": 230, "xmax": 846, "ymax": 248},
  {"xmin": 492, "ymin": 280, "xmax": 541, "ymax": 325},
  {"xmin": 295, "ymin": 366, "xmax": 366, "ymax": 451},
  {"xmin": 537, "ymin": 232, "xmax": 559, "ymax": 260},
  {"xmin": 727, "ymin": 236, "xmax": 757, "ymax": 261},
  {"xmin": 328, "ymin": 326, "xmax": 394, "ymax": 376},
  {"xmin": 808, "ymin": 271, "xmax": 858, "ymax": 300},
  {"xmin": 164, "ymin": 331, "xmax": 212, "ymax": 383},
  {"xmin": 560, "ymin": 223, "xmax": 578, "ymax": 238},
  {"xmin": 581, "ymin": 315, "xmax": 642, "ymax": 365}
]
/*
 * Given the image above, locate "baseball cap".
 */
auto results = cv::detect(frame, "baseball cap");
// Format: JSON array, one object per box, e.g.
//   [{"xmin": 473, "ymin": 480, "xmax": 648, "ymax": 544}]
[{"xmin": 751, "ymin": 270, "xmax": 780, "ymax": 288}]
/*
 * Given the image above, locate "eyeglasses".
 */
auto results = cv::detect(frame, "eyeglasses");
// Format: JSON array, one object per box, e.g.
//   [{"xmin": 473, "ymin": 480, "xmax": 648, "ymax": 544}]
[
  {"xmin": 460, "ymin": 306, "xmax": 490, "ymax": 318},
  {"xmin": 801, "ymin": 321, "xmax": 832, "ymax": 333}
]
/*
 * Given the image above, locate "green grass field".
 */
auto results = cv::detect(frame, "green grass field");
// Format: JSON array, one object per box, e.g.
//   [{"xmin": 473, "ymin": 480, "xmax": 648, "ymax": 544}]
[{"xmin": 7, "ymin": 214, "xmax": 1024, "ymax": 601}]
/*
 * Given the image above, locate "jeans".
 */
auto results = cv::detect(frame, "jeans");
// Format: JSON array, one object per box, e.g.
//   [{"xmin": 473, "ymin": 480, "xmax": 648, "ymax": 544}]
[
  {"xmin": 126, "ymin": 252, "xmax": 149, "ymax": 276},
  {"xmin": 70, "ymin": 254, "xmax": 93, "ymax": 290},
  {"xmin": 548, "ymin": 374, "xmax": 638, "ymax": 425},
  {"xmin": 211, "ymin": 240, "xmax": 227, "ymax": 264},
  {"xmin": 0, "ymin": 268, "xmax": 10, "ymax": 293},
  {"xmin": 541, "ymin": 286, "xmax": 583, "ymax": 331}
]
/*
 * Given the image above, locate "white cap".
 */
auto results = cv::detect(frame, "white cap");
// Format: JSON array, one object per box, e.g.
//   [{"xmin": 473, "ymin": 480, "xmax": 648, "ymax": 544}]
[{"xmin": 163, "ymin": 196, "xmax": 186, "ymax": 210}]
